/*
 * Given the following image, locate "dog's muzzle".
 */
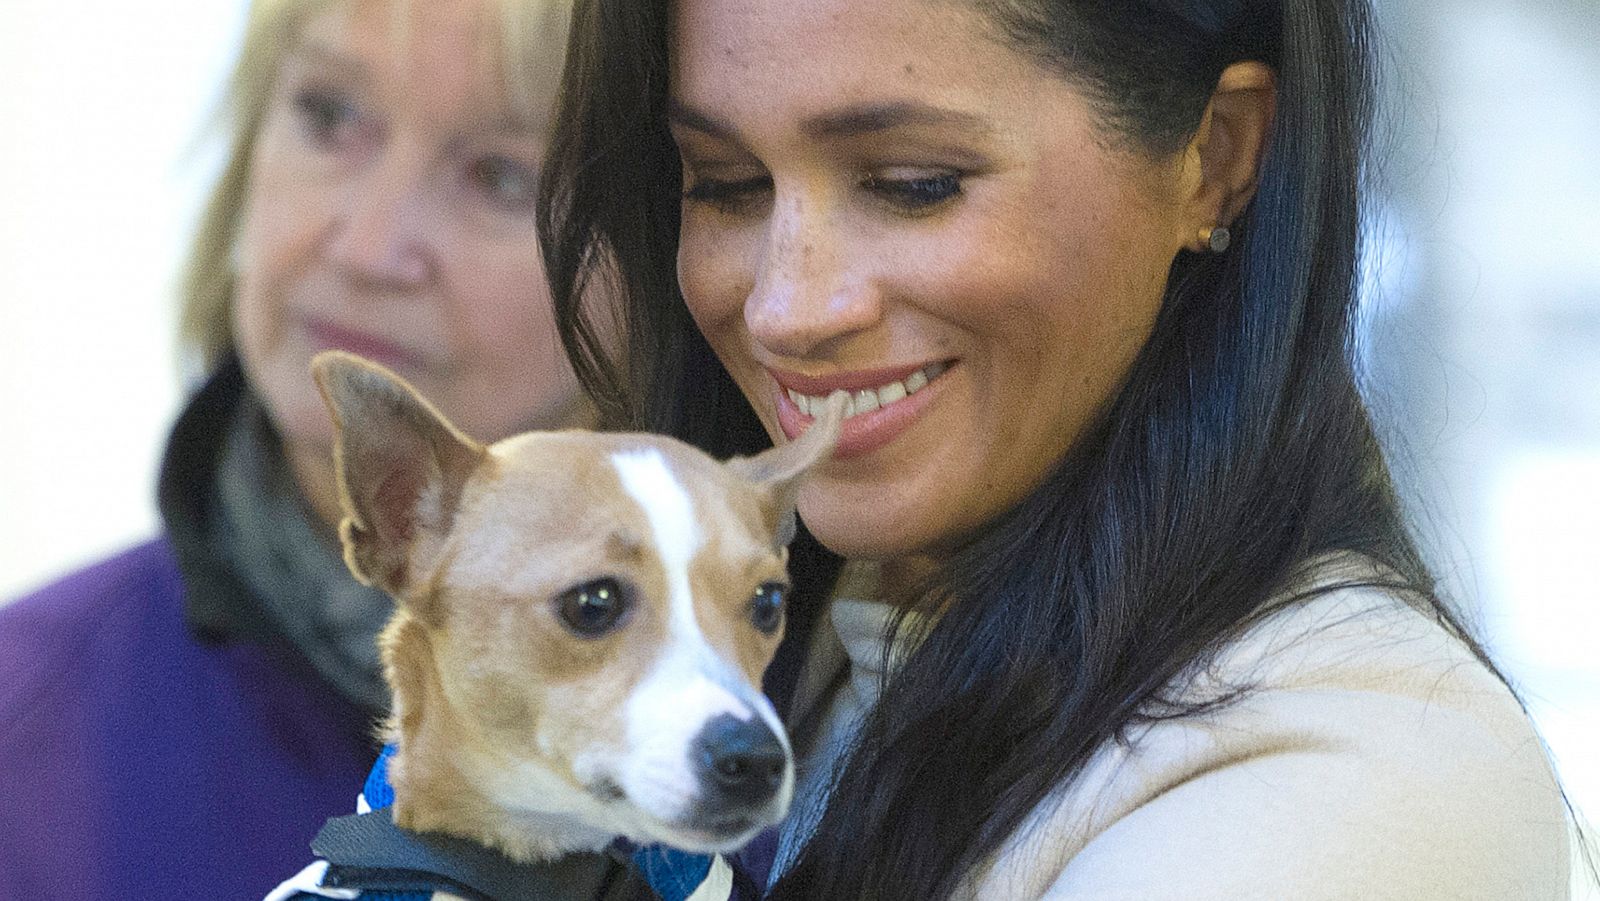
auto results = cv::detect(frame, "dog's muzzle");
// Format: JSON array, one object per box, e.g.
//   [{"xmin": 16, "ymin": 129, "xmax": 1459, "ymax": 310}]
[{"xmin": 688, "ymin": 713, "xmax": 791, "ymax": 832}]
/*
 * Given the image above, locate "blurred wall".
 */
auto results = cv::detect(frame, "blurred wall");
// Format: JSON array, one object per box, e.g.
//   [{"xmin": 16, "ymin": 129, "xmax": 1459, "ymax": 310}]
[
  {"xmin": 1366, "ymin": 2, "xmax": 1600, "ymax": 886},
  {"xmin": 0, "ymin": 1, "xmax": 245, "ymax": 600}
]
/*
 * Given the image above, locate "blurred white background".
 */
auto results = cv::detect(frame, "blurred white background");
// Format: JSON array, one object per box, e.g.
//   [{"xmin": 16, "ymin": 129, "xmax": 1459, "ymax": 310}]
[
  {"xmin": 0, "ymin": 0, "xmax": 1595, "ymax": 891},
  {"xmin": 1362, "ymin": 2, "xmax": 1600, "ymax": 889},
  {"xmin": 0, "ymin": 0, "xmax": 245, "ymax": 602}
]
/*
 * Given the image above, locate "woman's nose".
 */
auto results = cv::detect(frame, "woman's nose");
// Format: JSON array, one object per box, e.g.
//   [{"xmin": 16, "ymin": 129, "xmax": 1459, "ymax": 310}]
[
  {"xmin": 744, "ymin": 194, "xmax": 881, "ymax": 359},
  {"xmin": 325, "ymin": 154, "xmax": 436, "ymax": 288}
]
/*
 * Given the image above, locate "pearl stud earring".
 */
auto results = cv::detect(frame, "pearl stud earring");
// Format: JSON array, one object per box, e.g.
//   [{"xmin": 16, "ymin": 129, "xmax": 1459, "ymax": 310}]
[{"xmin": 1202, "ymin": 226, "xmax": 1232, "ymax": 254}]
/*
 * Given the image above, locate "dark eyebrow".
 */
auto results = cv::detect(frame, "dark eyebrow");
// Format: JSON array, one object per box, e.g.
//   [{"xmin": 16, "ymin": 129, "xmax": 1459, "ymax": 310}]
[
  {"xmin": 668, "ymin": 99, "xmax": 992, "ymax": 141},
  {"xmin": 668, "ymin": 99, "xmax": 733, "ymax": 138},
  {"xmin": 801, "ymin": 102, "xmax": 993, "ymax": 139}
]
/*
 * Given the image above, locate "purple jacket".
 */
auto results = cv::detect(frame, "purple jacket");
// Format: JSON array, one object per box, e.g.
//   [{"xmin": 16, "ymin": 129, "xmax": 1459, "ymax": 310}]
[
  {"xmin": 0, "ymin": 538, "xmax": 379, "ymax": 899},
  {"xmin": 0, "ymin": 361, "xmax": 382, "ymax": 899}
]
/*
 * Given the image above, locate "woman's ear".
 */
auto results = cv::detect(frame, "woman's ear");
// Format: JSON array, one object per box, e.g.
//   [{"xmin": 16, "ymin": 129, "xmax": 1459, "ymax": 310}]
[{"xmin": 1179, "ymin": 61, "xmax": 1277, "ymax": 252}]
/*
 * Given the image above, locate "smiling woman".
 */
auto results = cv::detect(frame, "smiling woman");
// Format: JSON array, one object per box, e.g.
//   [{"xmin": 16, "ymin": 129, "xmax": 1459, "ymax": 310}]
[
  {"xmin": 0, "ymin": 0, "xmax": 601, "ymax": 897},
  {"xmin": 540, "ymin": 0, "xmax": 1576, "ymax": 897},
  {"xmin": 668, "ymin": 0, "xmax": 1273, "ymax": 570}
]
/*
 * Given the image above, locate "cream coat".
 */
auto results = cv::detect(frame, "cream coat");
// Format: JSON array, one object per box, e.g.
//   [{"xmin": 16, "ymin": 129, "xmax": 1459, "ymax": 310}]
[{"xmin": 786, "ymin": 557, "xmax": 1572, "ymax": 899}]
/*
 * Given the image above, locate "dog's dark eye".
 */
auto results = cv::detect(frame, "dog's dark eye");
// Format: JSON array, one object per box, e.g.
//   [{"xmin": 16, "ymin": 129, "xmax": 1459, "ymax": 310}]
[
  {"xmin": 556, "ymin": 578, "xmax": 631, "ymax": 638},
  {"xmin": 750, "ymin": 582, "xmax": 787, "ymax": 635}
]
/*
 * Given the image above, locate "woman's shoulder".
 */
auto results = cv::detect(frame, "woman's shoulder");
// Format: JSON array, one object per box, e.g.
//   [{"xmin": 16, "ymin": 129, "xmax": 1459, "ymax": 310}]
[
  {"xmin": 1, "ymin": 538, "xmax": 182, "ymax": 636},
  {"xmin": 1196, "ymin": 553, "xmax": 1515, "ymax": 710},
  {"xmin": 973, "ymin": 554, "xmax": 1572, "ymax": 900},
  {"xmin": 0, "ymin": 538, "xmax": 185, "ymax": 723}
]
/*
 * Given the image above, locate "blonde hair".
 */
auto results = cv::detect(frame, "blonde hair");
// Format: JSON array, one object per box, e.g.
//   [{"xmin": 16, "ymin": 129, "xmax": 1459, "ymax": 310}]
[{"xmin": 178, "ymin": 0, "xmax": 573, "ymax": 369}]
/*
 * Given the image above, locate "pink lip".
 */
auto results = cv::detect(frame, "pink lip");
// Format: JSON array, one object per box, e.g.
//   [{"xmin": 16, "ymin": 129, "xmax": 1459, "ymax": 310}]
[
  {"xmin": 769, "ymin": 362, "xmax": 933, "ymax": 396},
  {"xmin": 300, "ymin": 316, "xmax": 425, "ymax": 372},
  {"xmin": 771, "ymin": 361, "xmax": 953, "ymax": 460}
]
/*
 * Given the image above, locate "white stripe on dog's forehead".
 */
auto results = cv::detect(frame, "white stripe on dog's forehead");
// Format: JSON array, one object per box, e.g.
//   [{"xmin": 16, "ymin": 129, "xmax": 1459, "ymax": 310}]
[
  {"xmin": 611, "ymin": 448, "xmax": 703, "ymax": 642},
  {"xmin": 609, "ymin": 449, "xmax": 788, "ymax": 824}
]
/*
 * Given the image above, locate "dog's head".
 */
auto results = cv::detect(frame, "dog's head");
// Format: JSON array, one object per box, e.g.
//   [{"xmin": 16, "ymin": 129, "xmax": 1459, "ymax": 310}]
[{"xmin": 312, "ymin": 351, "xmax": 842, "ymax": 859}]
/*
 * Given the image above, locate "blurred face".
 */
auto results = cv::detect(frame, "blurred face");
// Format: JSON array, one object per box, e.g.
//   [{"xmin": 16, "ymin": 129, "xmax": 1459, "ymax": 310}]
[
  {"xmin": 670, "ymin": 0, "xmax": 1191, "ymax": 567},
  {"xmin": 235, "ymin": 0, "xmax": 586, "ymax": 469}
]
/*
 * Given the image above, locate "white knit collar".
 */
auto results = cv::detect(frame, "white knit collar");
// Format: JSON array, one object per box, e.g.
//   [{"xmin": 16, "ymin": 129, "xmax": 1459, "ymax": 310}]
[{"xmin": 826, "ymin": 562, "xmax": 926, "ymax": 711}]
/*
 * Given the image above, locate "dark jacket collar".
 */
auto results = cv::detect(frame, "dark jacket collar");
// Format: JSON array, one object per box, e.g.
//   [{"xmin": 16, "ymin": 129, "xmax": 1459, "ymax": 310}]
[{"xmin": 158, "ymin": 355, "xmax": 286, "ymax": 645}]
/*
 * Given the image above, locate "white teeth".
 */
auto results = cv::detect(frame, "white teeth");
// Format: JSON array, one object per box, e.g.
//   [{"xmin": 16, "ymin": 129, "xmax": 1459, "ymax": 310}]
[
  {"xmin": 787, "ymin": 389, "xmax": 809, "ymax": 415},
  {"xmin": 786, "ymin": 362, "xmax": 947, "ymax": 420}
]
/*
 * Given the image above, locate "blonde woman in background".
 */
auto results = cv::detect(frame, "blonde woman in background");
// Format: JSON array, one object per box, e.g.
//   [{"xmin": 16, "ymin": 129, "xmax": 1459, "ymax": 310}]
[{"xmin": 0, "ymin": 0, "xmax": 605, "ymax": 896}]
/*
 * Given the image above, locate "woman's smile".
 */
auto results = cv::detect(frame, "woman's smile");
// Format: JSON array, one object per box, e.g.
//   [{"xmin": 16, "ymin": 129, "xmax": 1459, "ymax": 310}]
[{"xmin": 770, "ymin": 360, "xmax": 954, "ymax": 458}]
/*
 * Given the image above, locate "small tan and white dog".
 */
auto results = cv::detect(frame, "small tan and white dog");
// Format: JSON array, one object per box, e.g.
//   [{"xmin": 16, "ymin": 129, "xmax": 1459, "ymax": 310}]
[{"xmin": 310, "ymin": 350, "xmax": 844, "ymax": 865}]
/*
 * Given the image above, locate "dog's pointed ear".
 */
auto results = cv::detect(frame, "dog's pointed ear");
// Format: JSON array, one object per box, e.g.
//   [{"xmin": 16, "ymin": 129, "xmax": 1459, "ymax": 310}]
[
  {"xmin": 728, "ymin": 392, "xmax": 846, "ymax": 547},
  {"xmin": 312, "ymin": 351, "xmax": 485, "ymax": 596}
]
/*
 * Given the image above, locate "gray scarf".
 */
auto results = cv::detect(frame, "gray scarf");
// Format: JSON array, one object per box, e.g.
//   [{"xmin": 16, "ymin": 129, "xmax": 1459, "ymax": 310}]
[{"xmin": 215, "ymin": 395, "xmax": 394, "ymax": 711}]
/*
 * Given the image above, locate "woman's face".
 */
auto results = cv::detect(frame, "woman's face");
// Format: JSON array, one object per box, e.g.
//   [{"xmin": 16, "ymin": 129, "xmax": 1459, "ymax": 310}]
[
  {"xmin": 235, "ymin": 0, "xmax": 586, "ymax": 463},
  {"xmin": 670, "ymin": 0, "xmax": 1192, "ymax": 565}
]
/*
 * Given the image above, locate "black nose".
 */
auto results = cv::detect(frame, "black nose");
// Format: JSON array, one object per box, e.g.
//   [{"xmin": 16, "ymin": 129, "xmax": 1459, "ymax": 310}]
[{"xmin": 693, "ymin": 713, "xmax": 788, "ymax": 808}]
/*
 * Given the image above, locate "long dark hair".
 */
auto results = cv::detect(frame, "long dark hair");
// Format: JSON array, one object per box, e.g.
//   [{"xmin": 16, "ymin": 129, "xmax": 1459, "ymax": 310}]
[{"xmin": 538, "ymin": 1, "xmax": 1517, "ymax": 898}]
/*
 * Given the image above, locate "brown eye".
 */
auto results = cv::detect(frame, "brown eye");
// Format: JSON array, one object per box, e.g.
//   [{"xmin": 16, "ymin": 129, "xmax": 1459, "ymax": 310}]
[
  {"xmin": 750, "ymin": 582, "xmax": 787, "ymax": 635},
  {"xmin": 556, "ymin": 578, "xmax": 631, "ymax": 638}
]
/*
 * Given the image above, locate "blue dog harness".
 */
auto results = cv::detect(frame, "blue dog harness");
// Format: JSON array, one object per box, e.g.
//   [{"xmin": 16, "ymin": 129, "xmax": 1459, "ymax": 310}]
[{"xmin": 266, "ymin": 745, "xmax": 741, "ymax": 901}]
